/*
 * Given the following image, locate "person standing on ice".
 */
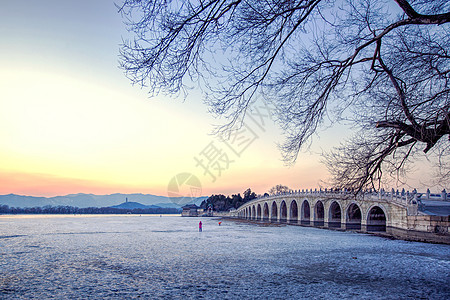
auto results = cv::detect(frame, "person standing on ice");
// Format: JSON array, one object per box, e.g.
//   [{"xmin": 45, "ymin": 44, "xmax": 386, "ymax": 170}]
[{"xmin": 199, "ymin": 221, "xmax": 202, "ymax": 232}]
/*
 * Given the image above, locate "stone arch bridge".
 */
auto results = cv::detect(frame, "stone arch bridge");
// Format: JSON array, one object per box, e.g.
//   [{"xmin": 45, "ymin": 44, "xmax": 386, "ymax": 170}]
[{"xmin": 230, "ymin": 189, "xmax": 450, "ymax": 243}]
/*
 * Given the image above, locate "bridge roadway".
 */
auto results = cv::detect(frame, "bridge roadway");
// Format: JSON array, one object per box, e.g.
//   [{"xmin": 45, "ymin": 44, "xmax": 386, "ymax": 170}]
[{"xmin": 229, "ymin": 189, "xmax": 450, "ymax": 243}]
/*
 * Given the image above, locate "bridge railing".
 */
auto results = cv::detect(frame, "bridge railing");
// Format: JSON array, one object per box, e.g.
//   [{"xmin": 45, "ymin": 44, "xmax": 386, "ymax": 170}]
[{"xmin": 237, "ymin": 187, "xmax": 448, "ymax": 212}]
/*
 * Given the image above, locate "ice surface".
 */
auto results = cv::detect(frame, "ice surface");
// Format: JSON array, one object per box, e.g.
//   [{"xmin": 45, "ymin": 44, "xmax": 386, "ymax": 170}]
[{"xmin": 1, "ymin": 215, "xmax": 449, "ymax": 299}]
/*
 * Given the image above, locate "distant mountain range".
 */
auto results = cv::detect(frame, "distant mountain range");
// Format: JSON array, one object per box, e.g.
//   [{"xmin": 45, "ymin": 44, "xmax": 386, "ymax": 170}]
[{"xmin": 0, "ymin": 193, "xmax": 207, "ymax": 209}]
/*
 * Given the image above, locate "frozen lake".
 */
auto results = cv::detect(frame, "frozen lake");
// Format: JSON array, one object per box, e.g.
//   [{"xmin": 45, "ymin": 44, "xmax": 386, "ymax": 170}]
[{"xmin": 1, "ymin": 215, "xmax": 449, "ymax": 299}]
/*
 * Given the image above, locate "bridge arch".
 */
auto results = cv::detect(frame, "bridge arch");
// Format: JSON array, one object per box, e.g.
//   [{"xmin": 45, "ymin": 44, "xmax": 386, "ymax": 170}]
[
  {"xmin": 263, "ymin": 202, "xmax": 269, "ymax": 221},
  {"xmin": 301, "ymin": 200, "xmax": 311, "ymax": 225},
  {"xmin": 314, "ymin": 200, "xmax": 325, "ymax": 226},
  {"xmin": 280, "ymin": 201, "xmax": 287, "ymax": 223},
  {"xmin": 367, "ymin": 205, "xmax": 387, "ymax": 232},
  {"xmin": 289, "ymin": 200, "xmax": 298, "ymax": 223},
  {"xmin": 346, "ymin": 202, "xmax": 362, "ymax": 230},
  {"xmin": 271, "ymin": 201, "xmax": 278, "ymax": 222},
  {"xmin": 328, "ymin": 201, "xmax": 342, "ymax": 228},
  {"xmin": 252, "ymin": 205, "xmax": 256, "ymax": 220},
  {"xmin": 257, "ymin": 204, "xmax": 262, "ymax": 220}
]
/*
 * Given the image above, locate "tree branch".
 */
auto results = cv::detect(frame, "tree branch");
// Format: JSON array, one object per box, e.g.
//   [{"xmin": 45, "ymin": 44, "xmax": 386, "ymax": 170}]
[{"xmin": 394, "ymin": 0, "xmax": 450, "ymax": 24}]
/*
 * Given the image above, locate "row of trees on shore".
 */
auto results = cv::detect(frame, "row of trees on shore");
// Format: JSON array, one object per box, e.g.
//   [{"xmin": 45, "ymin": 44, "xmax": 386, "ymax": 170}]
[
  {"xmin": 200, "ymin": 185, "xmax": 294, "ymax": 211},
  {"xmin": 0, "ymin": 205, "xmax": 180, "ymax": 215},
  {"xmin": 200, "ymin": 188, "xmax": 257, "ymax": 211}
]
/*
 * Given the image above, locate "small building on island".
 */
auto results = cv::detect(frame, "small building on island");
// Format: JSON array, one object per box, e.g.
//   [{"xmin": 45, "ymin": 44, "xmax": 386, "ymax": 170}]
[{"xmin": 181, "ymin": 204, "xmax": 199, "ymax": 217}]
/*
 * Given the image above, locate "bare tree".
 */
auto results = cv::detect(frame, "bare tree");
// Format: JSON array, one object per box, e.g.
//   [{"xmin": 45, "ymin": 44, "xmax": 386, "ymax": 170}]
[
  {"xmin": 118, "ymin": 0, "xmax": 450, "ymax": 191},
  {"xmin": 268, "ymin": 184, "xmax": 291, "ymax": 195}
]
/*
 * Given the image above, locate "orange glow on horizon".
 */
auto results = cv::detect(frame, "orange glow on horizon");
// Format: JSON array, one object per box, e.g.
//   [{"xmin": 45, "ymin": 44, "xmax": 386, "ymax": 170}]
[
  {"xmin": 0, "ymin": 171, "xmax": 166, "ymax": 197},
  {"xmin": 0, "ymin": 159, "xmax": 328, "ymax": 198}
]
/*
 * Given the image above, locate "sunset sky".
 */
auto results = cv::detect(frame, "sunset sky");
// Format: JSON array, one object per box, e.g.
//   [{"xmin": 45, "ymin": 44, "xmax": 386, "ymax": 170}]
[{"xmin": 0, "ymin": 0, "xmax": 440, "ymax": 198}]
